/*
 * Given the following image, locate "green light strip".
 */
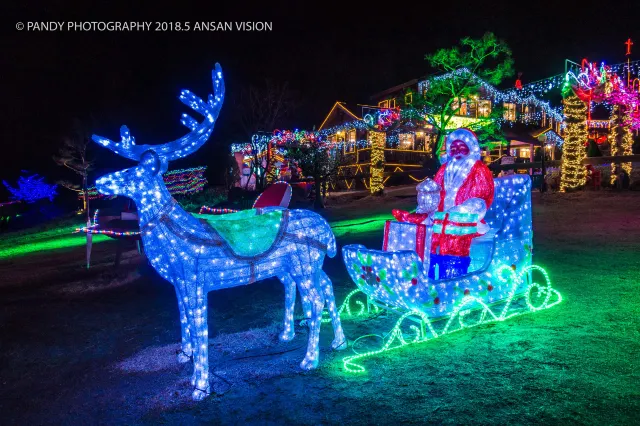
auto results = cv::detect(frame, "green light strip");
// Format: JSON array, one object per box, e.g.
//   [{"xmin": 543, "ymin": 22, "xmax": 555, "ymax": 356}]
[
  {"xmin": 321, "ymin": 289, "xmax": 377, "ymax": 323},
  {"xmin": 341, "ymin": 264, "xmax": 562, "ymax": 373},
  {"xmin": 0, "ymin": 233, "xmax": 109, "ymax": 259}
]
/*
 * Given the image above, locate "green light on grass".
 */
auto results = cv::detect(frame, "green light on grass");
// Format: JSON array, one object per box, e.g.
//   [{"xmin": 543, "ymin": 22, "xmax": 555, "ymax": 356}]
[
  {"xmin": 330, "ymin": 213, "xmax": 396, "ymax": 238},
  {"xmin": 0, "ymin": 226, "xmax": 110, "ymax": 260},
  {"xmin": 341, "ymin": 265, "xmax": 562, "ymax": 373}
]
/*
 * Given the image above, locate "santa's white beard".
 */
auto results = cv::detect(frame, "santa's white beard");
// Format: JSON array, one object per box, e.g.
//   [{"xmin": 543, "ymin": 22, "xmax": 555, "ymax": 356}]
[{"xmin": 443, "ymin": 156, "xmax": 476, "ymax": 210}]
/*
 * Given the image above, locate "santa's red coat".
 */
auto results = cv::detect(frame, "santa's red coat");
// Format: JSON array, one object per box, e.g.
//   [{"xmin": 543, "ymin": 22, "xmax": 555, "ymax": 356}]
[{"xmin": 431, "ymin": 160, "xmax": 494, "ymax": 257}]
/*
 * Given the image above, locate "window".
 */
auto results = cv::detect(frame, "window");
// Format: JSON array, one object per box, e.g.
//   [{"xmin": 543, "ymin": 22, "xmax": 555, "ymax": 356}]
[
  {"xmin": 519, "ymin": 148, "xmax": 531, "ymax": 159},
  {"xmin": 478, "ymin": 100, "xmax": 491, "ymax": 117},
  {"xmin": 405, "ymin": 92, "xmax": 413, "ymax": 104},
  {"xmin": 344, "ymin": 142, "xmax": 355, "ymax": 153},
  {"xmin": 344, "ymin": 130, "xmax": 356, "ymax": 153},
  {"xmin": 453, "ymin": 98, "xmax": 467, "ymax": 116},
  {"xmin": 378, "ymin": 99, "xmax": 396, "ymax": 109},
  {"xmin": 466, "ymin": 97, "xmax": 477, "ymax": 117},
  {"xmin": 503, "ymin": 103, "xmax": 516, "ymax": 121},
  {"xmin": 398, "ymin": 133, "xmax": 415, "ymax": 150},
  {"xmin": 418, "ymin": 80, "xmax": 428, "ymax": 96}
]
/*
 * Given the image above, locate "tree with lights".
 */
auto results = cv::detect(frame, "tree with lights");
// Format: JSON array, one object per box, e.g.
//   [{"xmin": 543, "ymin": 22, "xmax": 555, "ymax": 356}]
[
  {"xmin": 609, "ymin": 105, "xmax": 634, "ymax": 186},
  {"xmin": 560, "ymin": 94, "xmax": 588, "ymax": 191},
  {"xmin": 416, "ymin": 32, "xmax": 513, "ymax": 159},
  {"xmin": 54, "ymin": 118, "xmax": 94, "ymax": 220},
  {"xmin": 3, "ymin": 173, "xmax": 57, "ymax": 203}
]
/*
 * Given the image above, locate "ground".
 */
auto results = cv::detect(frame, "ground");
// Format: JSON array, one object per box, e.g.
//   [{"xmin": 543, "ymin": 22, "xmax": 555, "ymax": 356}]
[{"xmin": 0, "ymin": 188, "xmax": 639, "ymax": 425}]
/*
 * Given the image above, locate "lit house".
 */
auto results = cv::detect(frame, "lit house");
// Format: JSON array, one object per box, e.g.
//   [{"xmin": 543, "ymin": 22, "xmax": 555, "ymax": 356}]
[{"xmin": 232, "ymin": 69, "xmax": 566, "ymax": 192}]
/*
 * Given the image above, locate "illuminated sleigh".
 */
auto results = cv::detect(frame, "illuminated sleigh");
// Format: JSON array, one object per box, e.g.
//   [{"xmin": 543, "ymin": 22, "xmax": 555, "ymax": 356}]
[{"xmin": 340, "ymin": 174, "xmax": 562, "ymax": 372}]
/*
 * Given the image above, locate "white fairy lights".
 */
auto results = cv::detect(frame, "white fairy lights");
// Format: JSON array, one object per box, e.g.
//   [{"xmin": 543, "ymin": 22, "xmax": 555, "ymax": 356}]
[
  {"xmin": 92, "ymin": 65, "xmax": 345, "ymax": 401},
  {"xmin": 340, "ymin": 173, "xmax": 561, "ymax": 372},
  {"xmin": 342, "ymin": 173, "xmax": 535, "ymax": 317}
]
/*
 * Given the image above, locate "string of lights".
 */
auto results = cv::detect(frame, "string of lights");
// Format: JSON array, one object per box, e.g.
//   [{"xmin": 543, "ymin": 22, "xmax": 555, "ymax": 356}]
[
  {"xmin": 341, "ymin": 265, "xmax": 561, "ymax": 373},
  {"xmin": 560, "ymin": 95, "xmax": 588, "ymax": 191},
  {"xmin": 0, "ymin": 200, "xmax": 22, "ymax": 207},
  {"xmin": 90, "ymin": 65, "xmax": 346, "ymax": 401},
  {"xmin": 81, "ymin": 166, "xmax": 208, "ymax": 200}
]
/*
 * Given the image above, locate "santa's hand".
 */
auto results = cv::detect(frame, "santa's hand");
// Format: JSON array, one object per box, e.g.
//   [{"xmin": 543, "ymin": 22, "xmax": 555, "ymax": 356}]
[{"xmin": 447, "ymin": 198, "xmax": 487, "ymax": 219}]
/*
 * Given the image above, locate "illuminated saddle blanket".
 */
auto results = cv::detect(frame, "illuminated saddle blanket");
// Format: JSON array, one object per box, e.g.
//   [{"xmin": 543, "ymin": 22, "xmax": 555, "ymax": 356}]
[{"xmin": 195, "ymin": 208, "xmax": 285, "ymax": 257}]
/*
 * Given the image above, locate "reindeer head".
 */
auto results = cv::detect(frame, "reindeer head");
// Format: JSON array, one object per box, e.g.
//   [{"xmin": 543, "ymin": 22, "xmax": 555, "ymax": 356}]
[{"xmin": 92, "ymin": 64, "xmax": 225, "ymax": 208}]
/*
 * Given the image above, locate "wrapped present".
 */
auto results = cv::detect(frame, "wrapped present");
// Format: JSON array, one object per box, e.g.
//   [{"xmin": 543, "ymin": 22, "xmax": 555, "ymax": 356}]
[
  {"xmin": 430, "ymin": 211, "xmax": 479, "ymax": 257},
  {"xmin": 383, "ymin": 220, "xmax": 428, "ymax": 260}
]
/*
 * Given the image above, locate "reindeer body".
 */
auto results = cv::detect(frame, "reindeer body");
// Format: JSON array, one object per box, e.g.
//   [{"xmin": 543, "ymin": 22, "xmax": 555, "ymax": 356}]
[{"xmin": 93, "ymin": 65, "xmax": 345, "ymax": 400}]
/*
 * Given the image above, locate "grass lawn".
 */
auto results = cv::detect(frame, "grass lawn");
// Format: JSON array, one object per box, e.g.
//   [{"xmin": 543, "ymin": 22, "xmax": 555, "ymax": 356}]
[{"xmin": 0, "ymin": 189, "xmax": 638, "ymax": 424}]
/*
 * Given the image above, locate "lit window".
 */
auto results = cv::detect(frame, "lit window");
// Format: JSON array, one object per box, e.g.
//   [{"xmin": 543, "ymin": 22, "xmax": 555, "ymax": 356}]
[
  {"xmin": 453, "ymin": 98, "xmax": 467, "ymax": 116},
  {"xmin": 478, "ymin": 100, "xmax": 491, "ymax": 117},
  {"xmin": 405, "ymin": 92, "xmax": 413, "ymax": 104},
  {"xmin": 344, "ymin": 142, "xmax": 355, "ymax": 153},
  {"xmin": 504, "ymin": 103, "xmax": 516, "ymax": 121},
  {"xmin": 467, "ymin": 97, "xmax": 477, "ymax": 117},
  {"xmin": 418, "ymin": 80, "xmax": 428, "ymax": 96},
  {"xmin": 398, "ymin": 133, "xmax": 415, "ymax": 150},
  {"xmin": 348, "ymin": 130, "xmax": 356, "ymax": 143},
  {"xmin": 519, "ymin": 148, "xmax": 531, "ymax": 158}
]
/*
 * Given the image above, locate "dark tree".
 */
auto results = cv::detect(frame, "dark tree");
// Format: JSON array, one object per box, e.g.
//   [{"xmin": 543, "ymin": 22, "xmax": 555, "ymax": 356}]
[
  {"xmin": 233, "ymin": 80, "xmax": 299, "ymax": 191},
  {"xmin": 53, "ymin": 118, "xmax": 94, "ymax": 221},
  {"xmin": 286, "ymin": 143, "xmax": 344, "ymax": 209}
]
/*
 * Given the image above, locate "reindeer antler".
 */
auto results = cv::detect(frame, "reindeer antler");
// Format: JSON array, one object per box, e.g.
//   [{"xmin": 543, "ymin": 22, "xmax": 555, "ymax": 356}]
[{"xmin": 92, "ymin": 63, "xmax": 225, "ymax": 161}]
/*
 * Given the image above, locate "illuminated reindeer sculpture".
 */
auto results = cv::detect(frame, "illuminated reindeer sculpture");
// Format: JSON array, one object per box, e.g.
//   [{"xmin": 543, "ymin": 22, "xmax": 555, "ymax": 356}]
[{"xmin": 92, "ymin": 64, "xmax": 345, "ymax": 400}]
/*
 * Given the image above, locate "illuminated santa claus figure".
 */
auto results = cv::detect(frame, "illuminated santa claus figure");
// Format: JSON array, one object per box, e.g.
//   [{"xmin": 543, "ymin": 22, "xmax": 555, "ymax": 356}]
[{"xmin": 428, "ymin": 128, "xmax": 494, "ymax": 279}]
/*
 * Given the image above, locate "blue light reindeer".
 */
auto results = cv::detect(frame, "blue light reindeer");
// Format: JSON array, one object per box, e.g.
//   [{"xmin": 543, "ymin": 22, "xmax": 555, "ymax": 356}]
[{"xmin": 92, "ymin": 64, "xmax": 345, "ymax": 400}]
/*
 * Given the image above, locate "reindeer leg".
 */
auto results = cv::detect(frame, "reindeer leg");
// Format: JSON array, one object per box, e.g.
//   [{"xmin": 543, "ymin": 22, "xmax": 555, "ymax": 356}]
[
  {"xmin": 320, "ymin": 271, "xmax": 347, "ymax": 350},
  {"xmin": 278, "ymin": 274, "xmax": 296, "ymax": 342},
  {"xmin": 183, "ymin": 282, "xmax": 210, "ymax": 401},
  {"xmin": 296, "ymin": 271, "xmax": 324, "ymax": 370},
  {"xmin": 299, "ymin": 288, "xmax": 313, "ymax": 323},
  {"xmin": 175, "ymin": 287, "xmax": 194, "ymax": 363}
]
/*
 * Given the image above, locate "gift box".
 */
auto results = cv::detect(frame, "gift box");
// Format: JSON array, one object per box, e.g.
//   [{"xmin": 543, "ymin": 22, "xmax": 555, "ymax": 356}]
[
  {"xmin": 383, "ymin": 220, "xmax": 428, "ymax": 260},
  {"xmin": 430, "ymin": 211, "xmax": 479, "ymax": 257}
]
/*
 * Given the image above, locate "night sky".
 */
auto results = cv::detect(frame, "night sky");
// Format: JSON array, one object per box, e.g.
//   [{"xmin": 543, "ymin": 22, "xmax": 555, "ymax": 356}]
[{"xmin": 2, "ymin": 0, "xmax": 638, "ymax": 196}]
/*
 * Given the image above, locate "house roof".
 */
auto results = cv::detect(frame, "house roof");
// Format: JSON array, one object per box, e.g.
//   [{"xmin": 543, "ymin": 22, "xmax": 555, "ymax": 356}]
[
  {"xmin": 503, "ymin": 129, "xmax": 543, "ymax": 146},
  {"xmin": 369, "ymin": 68, "xmax": 564, "ymax": 122},
  {"xmin": 370, "ymin": 79, "xmax": 419, "ymax": 101},
  {"xmin": 317, "ymin": 102, "xmax": 361, "ymax": 131}
]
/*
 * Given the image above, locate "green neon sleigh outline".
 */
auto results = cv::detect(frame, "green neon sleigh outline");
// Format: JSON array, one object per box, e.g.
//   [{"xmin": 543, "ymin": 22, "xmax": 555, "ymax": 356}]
[{"xmin": 334, "ymin": 264, "xmax": 561, "ymax": 373}]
